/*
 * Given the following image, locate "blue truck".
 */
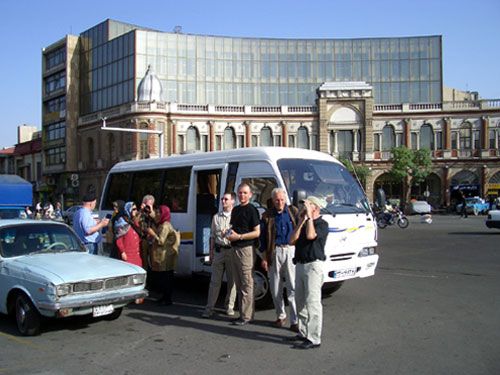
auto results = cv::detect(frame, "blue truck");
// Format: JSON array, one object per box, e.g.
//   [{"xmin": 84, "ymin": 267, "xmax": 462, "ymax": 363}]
[{"xmin": 0, "ymin": 175, "xmax": 33, "ymax": 219}]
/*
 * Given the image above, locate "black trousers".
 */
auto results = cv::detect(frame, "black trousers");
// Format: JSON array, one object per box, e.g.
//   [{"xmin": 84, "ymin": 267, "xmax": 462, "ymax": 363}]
[{"xmin": 151, "ymin": 270, "xmax": 174, "ymax": 303}]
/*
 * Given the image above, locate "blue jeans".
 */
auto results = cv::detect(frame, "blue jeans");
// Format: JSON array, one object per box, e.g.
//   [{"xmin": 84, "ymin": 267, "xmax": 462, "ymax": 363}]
[{"xmin": 85, "ymin": 243, "xmax": 99, "ymax": 255}]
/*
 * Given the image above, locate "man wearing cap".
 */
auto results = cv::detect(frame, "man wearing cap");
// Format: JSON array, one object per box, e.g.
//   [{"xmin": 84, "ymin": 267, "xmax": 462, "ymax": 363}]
[
  {"xmin": 288, "ymin": 196, "xmax": 328, "ymax": 349},
  {"xmin": 73, "ymin": 192, "xmax": 110, "ymax": 255}
]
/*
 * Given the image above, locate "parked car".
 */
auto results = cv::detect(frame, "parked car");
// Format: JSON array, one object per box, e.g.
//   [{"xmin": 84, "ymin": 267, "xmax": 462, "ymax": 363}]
[
  {"xmin": 486, "ymin": 210, "xmax": 500, "ymax": 229},
  {"xmin": 0, "ymin": 220, "xmax": 147, "ymax": 336},
  {"xmin": 456, "ymin": 197, "xmax": 490, "ymax": 216},
  {"xmin": 62, "ymin": 205, "xmax": 82, "ymax": 225},
  {"xmin": 408, "ymin": 200, "xmax": 432, "ymax": 215}
]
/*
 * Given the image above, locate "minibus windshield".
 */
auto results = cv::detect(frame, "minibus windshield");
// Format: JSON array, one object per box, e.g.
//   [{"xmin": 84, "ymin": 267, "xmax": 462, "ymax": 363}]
[{"xmin": 278, "ymin": 158, "xmax": 370, "ymax": 214}]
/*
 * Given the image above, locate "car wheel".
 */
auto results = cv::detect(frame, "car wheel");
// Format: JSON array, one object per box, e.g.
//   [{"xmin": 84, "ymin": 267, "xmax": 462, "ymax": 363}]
[
  {"xmin": 102, "ymin": 307, "xmax": 123, "ymax": 321},
  {"xmin": 15, "ymin": 294, "xmax": 41, "ymax": 336},
  {"xmin": 254, "ymin": 263, "xmax": 273, "ymax": 309}
]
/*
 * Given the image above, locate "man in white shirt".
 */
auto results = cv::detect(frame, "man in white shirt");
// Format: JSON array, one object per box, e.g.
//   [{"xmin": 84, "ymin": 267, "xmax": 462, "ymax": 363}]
[{"xmin": 202, "ymin": 192, "xmax": 237, "ymax": 318}]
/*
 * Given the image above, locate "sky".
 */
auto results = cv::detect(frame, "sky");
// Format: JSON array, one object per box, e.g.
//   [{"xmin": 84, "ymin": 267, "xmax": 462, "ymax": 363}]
[{"xmin": 1, "ymin": 0, "xmax": 499, "ymax": 148}]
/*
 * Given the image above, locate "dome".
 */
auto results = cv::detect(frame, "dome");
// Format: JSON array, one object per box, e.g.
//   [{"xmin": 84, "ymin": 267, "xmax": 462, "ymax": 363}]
[{"xmin": 137, "ymin": 65, "xmax": 164, "ymax": 102}]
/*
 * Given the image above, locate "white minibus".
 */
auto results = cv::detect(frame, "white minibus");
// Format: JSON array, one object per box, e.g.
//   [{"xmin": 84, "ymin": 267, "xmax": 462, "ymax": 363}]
[{"xmin": 100, "ymin": 147, "xmax": 379, "ymax": 306}]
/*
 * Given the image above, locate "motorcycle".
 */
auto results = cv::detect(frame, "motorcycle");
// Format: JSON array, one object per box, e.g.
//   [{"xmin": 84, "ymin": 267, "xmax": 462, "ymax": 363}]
[{"xmin": 375, "ymin": 206, "xmax": 409, "ymax": 229}]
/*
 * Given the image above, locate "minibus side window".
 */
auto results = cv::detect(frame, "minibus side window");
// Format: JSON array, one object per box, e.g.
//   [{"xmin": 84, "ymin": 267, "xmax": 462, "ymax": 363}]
[
  {"xmin": 161, "ymin": 167, "xmax": 192, "ymax": 213},
  {"xmin": 241, "ymin": 177, "xmax": 278, "ymax": 210},
  {"xmin": 130, "ymin": 170, "xmax": 163, "ymax": 207},
  {"xmin": 102, "ymin": 172, "xmax": 132, "ymax": 209}
]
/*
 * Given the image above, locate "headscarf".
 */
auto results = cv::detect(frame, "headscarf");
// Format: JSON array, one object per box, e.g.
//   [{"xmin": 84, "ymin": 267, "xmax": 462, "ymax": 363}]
[
  {"xmin": 124, "ymin": 201, "xmax": 135, "ymax": 220},
  {"xmin": 113, "ymin": 217, "xmax": 130, "ymax": 239},
  {"xmin": 158, "ymin": 205, "xmax": 171, "ymax": 225}
]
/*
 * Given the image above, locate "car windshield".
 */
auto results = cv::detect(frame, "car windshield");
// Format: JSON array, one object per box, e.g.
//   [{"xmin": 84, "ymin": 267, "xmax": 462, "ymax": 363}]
[
  {"xmin": 0, "ymin": 223, "xmax": 85, "ymax": 258},
  {"xmin": 278, "ymin": 158, "xmax": 370, "ymax": 214}
]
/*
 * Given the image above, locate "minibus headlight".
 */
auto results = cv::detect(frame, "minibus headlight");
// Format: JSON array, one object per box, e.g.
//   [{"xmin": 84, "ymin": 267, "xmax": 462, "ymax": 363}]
[{"xmin": 359, "ymin": 247, "xmax": 376, "ymax": 257}]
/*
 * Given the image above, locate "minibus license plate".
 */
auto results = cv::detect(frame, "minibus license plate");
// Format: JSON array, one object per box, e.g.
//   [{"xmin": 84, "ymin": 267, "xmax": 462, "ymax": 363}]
[
  {"xmin": 333, "ymin": 269, "xmax": 356, "ymax": 279},
  {"xmin": 93, "ymin": 305, "xmax": 114, "ymax": 317}
]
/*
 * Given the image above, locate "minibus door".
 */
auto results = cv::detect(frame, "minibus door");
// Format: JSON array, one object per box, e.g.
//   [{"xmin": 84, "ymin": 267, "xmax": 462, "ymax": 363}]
[{"xmin": 191, "ymin": 165, "xmax": 225, "ymax": 272}]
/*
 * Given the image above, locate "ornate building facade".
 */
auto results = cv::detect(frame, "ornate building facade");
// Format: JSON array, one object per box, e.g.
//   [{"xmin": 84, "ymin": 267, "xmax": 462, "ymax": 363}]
[{"xmin": 40, "ymin": 19, "xmax": 500, "ymax": 208}]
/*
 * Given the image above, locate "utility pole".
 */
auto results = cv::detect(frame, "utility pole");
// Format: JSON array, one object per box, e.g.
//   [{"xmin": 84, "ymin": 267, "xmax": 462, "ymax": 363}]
[{"xmin": 100, "ymin": 117, "xmax": 164, "ymax": 158}]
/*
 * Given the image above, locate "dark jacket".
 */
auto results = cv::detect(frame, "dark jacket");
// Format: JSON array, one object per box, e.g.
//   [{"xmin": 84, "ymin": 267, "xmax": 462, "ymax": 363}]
[{"xmin": 262, "ymin": 205, "xmax": 299, "ymax": 265}]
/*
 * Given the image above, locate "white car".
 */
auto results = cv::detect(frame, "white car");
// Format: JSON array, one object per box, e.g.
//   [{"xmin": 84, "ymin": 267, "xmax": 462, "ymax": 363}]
[
  {"xmin": 486, "ymin": 210, "xmax": 500, "ymax": 230},
  {"xmin": 409, "ymin": 201, "xmax": 432, "ymax": 215},
  {"xmin": 0, "ymin": 220, "xmax": 147, "ymax": 335}
]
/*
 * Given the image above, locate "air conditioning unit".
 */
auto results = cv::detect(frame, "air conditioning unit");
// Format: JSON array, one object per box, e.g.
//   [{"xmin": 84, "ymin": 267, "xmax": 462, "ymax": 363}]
[
  {"xmin": 70, "ymin": 173, "xmax": 79, "ymax": 181},
  {"xmin": 71, "ymin": 180, "xmax": 80, "ymax": 188}
]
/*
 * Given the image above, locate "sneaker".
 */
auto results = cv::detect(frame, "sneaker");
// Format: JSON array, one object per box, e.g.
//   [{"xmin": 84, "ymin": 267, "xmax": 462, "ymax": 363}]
[
  {"xmin": 284, "ymin": 334, "xmax": 307, "ymax": 342},
  {"xmin": 293, "ymin": 339, "xmax": 321, "ymax": 350},
  {"xmin": 226, "ymin": 308, "xmax": 235, "ymax": 316},
  {"xmin": 289, "ymin": 323, "xmax": 299, "ymax": 333},
  {"xmin": 232, "ymin": 319, "xmax": 250, "ymax": 326},
  {"xmin": 201, "ymin": 309, "xmax": 213, "ymax": 319}
]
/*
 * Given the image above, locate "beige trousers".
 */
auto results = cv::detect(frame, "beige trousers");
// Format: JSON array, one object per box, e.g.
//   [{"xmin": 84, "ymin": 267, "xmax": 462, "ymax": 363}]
[
  {"xmin": 295, "ymin": 260, "xmax": 324, "ymax": 345},
  {"xmin": 230, "ymin": 245, "xmax": 255, "ymax": 321},
  {"xmin": 205, "ymin": 247, "xmax": 237, "ymax": 311}
]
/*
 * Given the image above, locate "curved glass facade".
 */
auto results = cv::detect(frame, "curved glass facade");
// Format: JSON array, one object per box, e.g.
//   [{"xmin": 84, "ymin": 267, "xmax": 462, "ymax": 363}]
[{"xmin": 80, "ymin": 20, "xmax": 442, "ymax": 114}]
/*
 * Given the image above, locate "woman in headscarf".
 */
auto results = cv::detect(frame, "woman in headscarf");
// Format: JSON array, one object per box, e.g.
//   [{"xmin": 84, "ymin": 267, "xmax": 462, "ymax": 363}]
[
  {"xmin": 147, "ymin": 205, "xmax": 180, "ymax": 305},
  {"xmin": 108, "ymin": 200, "xmax": 125, "ymax": 259},
  {"xmin": 114, "ymin": 202, "xmax": 143, "ymax": 268},
  {"xmin": 115, "ymin": 202, "xmax": 144, "ymax": 304}
]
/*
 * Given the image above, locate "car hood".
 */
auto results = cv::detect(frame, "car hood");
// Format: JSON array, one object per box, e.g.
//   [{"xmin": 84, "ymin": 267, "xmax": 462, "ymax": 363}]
[{"xmin": 12, "ymin": 253, "xmax": 144, "ymax": 284}]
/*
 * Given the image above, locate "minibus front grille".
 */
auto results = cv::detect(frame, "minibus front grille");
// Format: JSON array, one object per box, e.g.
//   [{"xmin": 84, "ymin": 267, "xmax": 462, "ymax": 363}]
[{"xmin": 329, "ymin": 253, "xmax": 355, "ymax": 261}]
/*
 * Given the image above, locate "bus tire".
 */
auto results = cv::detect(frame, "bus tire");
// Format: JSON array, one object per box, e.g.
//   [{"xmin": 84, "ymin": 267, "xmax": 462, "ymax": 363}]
[{"xmin": 253, "ymin": 264, "xmax": 273, "ymax": 310}]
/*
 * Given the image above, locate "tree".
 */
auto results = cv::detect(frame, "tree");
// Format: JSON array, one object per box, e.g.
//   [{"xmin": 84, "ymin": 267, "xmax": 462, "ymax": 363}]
[
  {"xmin": 340, "ymin": 157, "xmax": 371, "ymax": 190},
  {"xmin": 389, "ymin": 146, "xmax": 432, "ymax": 206}
]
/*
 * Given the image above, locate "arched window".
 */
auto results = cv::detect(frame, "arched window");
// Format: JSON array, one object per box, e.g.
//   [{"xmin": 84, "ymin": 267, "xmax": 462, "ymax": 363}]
[
  {"xmin": 297, "ymin": 126, "xmax": 309, "ymax": 149},
  {"xmin": 382, "ymin": 125, "xmax": 395, "ymax": 151},
  {"xmin": 224, "ymin": 127, "xmax": 236, "ymax": 150},
  {"xmin": 186, "ymin": 126, "xmax": 200, "ymax": 151},
  {"xmin": 419, "ymin": 124, "xmax": 434, "ymax": 150},
  {"xmin": 459, "ymin": 123, "xmax": 472, "ymax": 150},
  {"xmin": 337, "ymin": 130, "xmax": 353, "ymax": 158},
  {"xmin": 260, "ymin": 126, "xmax": 273, "ymax": 146},
  {"xmin": 87, "ymin": 138, "xmax": 94, "ymax": 165}
]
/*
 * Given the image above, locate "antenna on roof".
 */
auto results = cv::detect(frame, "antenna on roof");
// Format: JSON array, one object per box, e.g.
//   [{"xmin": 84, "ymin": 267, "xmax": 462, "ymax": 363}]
[{"xmin": 173, "ymin": 25, "xmax": 182, "ymax": 34}]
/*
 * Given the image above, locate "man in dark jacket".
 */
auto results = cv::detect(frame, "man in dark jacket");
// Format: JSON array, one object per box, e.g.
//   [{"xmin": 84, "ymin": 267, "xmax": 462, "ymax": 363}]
[{"xmin": 261, "ymin": 188, "xmax": 299, "ymax": 332}]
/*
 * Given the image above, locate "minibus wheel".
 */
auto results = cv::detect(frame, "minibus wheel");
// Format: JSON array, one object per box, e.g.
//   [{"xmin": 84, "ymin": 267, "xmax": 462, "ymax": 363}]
[{"xmin": 253, "ymin": 264, "xmax": 273, "ymax": 309}]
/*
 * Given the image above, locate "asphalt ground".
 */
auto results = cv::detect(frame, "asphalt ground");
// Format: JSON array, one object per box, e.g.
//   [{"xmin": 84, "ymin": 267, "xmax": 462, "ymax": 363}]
[{"xmin": 0, "ymin": 214, "xmax": 499, "ymax": 374}]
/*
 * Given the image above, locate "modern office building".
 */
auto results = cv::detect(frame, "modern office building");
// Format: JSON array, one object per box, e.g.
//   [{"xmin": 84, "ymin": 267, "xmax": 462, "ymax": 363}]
[{"xmin": 40, "ymin": 19, "xmax": 500, "ymax": 208}]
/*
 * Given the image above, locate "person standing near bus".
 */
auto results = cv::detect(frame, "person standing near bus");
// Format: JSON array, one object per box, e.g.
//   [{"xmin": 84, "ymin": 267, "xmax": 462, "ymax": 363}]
[
  {"xmin": 73, "ymin": 192, "xmax": 110, "ymax": 255},
  {"xmin": 288, "ymin": 196, "xmax": 328, "ymax": 349},
  {"xmin": 147, "ymin": 205, "xmax": 180, "ymax": 305},
  {"xmin": 202, "ymin": 192, "xmax": 237, "ymax": 318},
  {"xmin": 226, "ymin": 183, "xmax": 261, "ymax": 326},
  {"xmin": 261, "ymin": 188, "xmax": 299, "ymax": 332}
]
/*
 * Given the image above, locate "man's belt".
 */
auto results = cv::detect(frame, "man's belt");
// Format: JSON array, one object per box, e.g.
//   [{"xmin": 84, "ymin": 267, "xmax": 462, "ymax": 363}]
[{"xmin": 215, "ymin": 244, "xmax": 231, "ymax": 252}]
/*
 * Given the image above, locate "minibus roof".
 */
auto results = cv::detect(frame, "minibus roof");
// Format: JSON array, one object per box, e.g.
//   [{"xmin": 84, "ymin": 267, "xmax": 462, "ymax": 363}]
[{"xmin": 108, "ymin": 147, "xmax": 341, "ymax": 173}]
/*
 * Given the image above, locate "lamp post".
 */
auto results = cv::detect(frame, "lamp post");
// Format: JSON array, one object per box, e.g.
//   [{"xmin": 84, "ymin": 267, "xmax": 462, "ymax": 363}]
[{"xmin": 100, "ymin": 117, "xmax": 164, "ymax": 158}]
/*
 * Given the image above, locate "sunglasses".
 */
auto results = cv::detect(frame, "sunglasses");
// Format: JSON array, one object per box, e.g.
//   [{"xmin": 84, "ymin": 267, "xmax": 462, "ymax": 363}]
[{"xmin": 221, "ymin": 198, "xmax": 231, "ymax": 201}]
